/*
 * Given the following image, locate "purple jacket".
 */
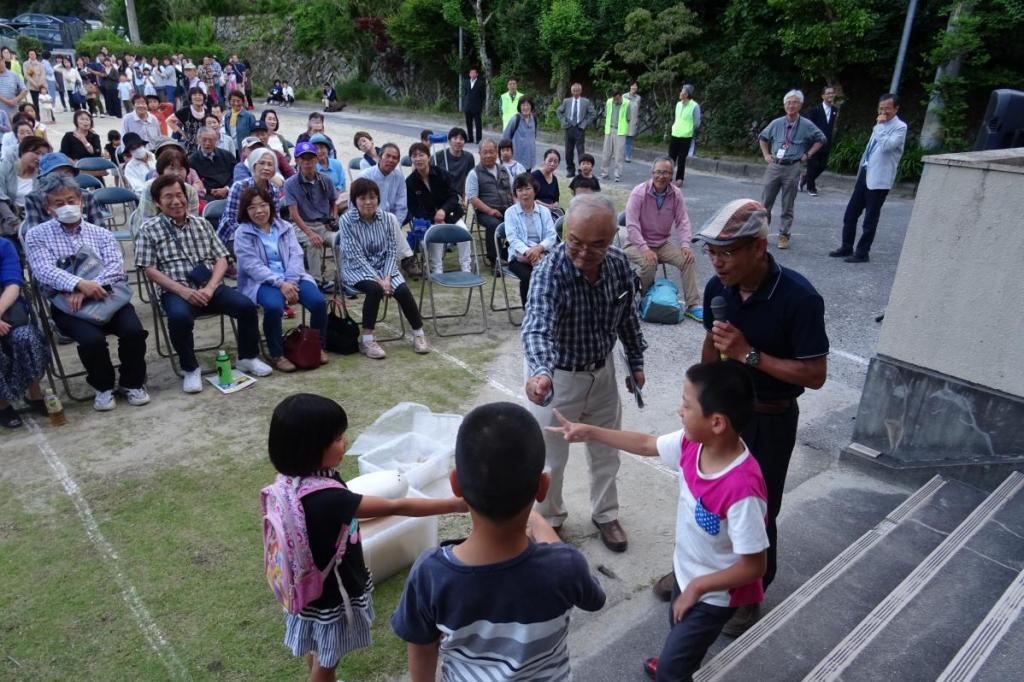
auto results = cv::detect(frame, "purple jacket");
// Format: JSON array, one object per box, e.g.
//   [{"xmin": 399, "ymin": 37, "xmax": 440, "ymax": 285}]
[{"xmin": 233, "ymin": 218, "xmax": 314, "ymax": 302}]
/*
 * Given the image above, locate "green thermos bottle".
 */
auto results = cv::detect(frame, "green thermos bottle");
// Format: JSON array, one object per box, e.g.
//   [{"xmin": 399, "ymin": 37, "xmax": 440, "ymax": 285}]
[{"xmin": 216, "ymin": 350, "xmax": 233, "ymax": 386}]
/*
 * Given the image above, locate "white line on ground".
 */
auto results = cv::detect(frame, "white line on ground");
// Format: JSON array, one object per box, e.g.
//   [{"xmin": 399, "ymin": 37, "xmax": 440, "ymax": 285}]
[
  {"xmin": 24, "ymin": 417, "xmax": 190, "ymax": 681},
  {"xmin": 832, "ymin": 348, "xmax": 870, "ymax": 366}
]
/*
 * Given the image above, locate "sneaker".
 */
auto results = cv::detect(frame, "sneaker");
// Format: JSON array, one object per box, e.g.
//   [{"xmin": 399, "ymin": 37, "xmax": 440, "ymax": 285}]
[
  {"xmin": 721, "ymin": 603, "xmax": 761, "ymax": 637},
  {"xmin": 360, "ymin": 339, "xmax": 386, "ymax": 359},
  {"xmin": 412, "ymin": 334, "xmax": 431, "ymax": 354},
  {"xmin": 183, "ymin": 368, "xmax": 203, "ymax": 393},
  {"xmin": 238, "ymin": 357, "xmax": 273, "ymax": 377},
  {"xmin": 777, "ymin": 234, "xmax": 790, "ymax": 249},
  {"xmin": 643, "ymin": 657, "xmax": 658, "ymax": 680},
  {"xmin": 318, "ymin": 279, "xmax": 335, "ymax": 293},
  {"xmin": 808, "ymin": 188, "xmax": 819, "ymax": 197},
  {"xmin": 684, "ymin": 306, "xmax": 704, "ymax": 323},
  {"xmin": 93, "ymin": 390, "xmax": 116, "ymax": 411},
  {"xmin": 123, "ymin": 387, "xmax": 151, "ymax": 406}
]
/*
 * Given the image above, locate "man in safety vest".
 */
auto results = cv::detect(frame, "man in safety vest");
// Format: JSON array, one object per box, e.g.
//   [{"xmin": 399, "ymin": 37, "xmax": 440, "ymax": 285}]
[
  {"xmin": 500, "ymin": 79, "xmax": 524, "ymax": 130},
  {"xmin": 668, "ymin": 84, "xmax": 701, "ymax": 186},
  {"xmin": 600, "ymin": 88, "xmax": 630, "ymax": 183}
]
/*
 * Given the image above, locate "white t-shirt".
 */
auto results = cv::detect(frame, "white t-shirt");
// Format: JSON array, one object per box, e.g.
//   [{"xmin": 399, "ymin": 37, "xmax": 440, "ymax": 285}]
[
  {"xmin": 656, "ymin": 429, "xmax": 769, "ymax": 607},
  {"xmin": 15, "ymin": 175, "xmax": 34, "ymax": 207}
]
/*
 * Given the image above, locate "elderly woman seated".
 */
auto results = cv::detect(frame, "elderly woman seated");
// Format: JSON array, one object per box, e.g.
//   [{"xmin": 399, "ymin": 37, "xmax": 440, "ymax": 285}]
[
  {"xmin": 503, "ymin": 172, "xmax": 557, "ymax": 302},
  {"xmin": 233, "ymin": 185, "xmax": 327, "ymax": 372},
  {"xmin": 134, "ymin": 145, "xmax": 201, "ymax": 229},
  {"xmin": 217, "ymin": 147, "xmax": 285, "ymax": 249},
  {"xmin": 0, "ymin": 236, "xmax": 48, "ymax": 428},
  {"xmin": 405, "ymin": 141, "xmax": 470, "ymax": 274},
  {"xmin": 339, "ymin": 178, "xmax": 431, "ymax": 360},
  {"xmin": 24, "ymin": 174, "xmax": 150, "ymax": 412}
]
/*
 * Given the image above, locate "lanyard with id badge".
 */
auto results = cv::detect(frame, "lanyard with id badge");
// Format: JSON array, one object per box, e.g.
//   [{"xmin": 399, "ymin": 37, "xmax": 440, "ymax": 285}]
[{"xmin": 777, "ymin": 117, "xmax": 801, "ymax": 160}]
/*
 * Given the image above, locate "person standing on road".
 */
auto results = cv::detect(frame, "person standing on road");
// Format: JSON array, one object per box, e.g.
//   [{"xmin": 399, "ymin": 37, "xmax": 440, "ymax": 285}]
[
  {"xmin": 829, "ymin": 93, "xmax": 907, "ymax": 264},
  {"xmin": 674, "ymin": 198, "xmax": 829, "ymax": 636},
  {"xmin": 503, "ymin": 96, "xmax": 538, "ymax": 171},
  {"xmin": 556, "ymin": 83, "xmax": 595, "ymax": 178},
  {"xmin": 757, "ymin": 90, "xmax": 825, "ymax": 250},
  {"xmin": 623, "ymin": 81, "xmax": 641, "ymax": 163},
  {"xmin": 462, "ymin": 68, "xmax": 485, "ymax": 144},
  {"xmin": 800, "ymin": 86, "xmax": 838, "ymax": 196},
  {"xmin": 599, "ymin": 88, "xmax": 629, "ymax": 184},
  {"xmin": 668, "ymin": 85, "xmax": 700, "ymax": 186},
  {"xmin": 522, "ymin": 193, "xmax": 647, "ymax": 553},
  {"xmin": 0, "ymin": 59, "xmax": 27, "ymax": 121},
  {"xmin": 22, "ymin": 51, "xmax": 47, "ymax": 115},
  {"xmin": 500, "ymin": 79, "xmax": 523, "ymax": 130}
]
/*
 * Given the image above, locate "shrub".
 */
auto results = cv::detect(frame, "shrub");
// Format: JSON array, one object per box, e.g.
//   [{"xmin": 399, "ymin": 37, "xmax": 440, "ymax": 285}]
[
  {"xmin": 16, "ymin": 35, "xmax": 44, "ymax": 56},
  {"xmin": 335, "ymin": 78, "xmax": 387, "ymax": 103},
  {"xmin": 826, "ymin": 131, "xmax": 924, "ymax": 184}
]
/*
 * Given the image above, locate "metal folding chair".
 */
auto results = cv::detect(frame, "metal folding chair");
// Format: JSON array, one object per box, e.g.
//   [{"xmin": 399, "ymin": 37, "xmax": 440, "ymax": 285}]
[
  {"xmin": 92, "ymin": 187, "xmax": 138, "ymax": 238},
  {"xmin": 23, "ymin": 275, "xmax": 95, "ymax": 402},
  {"xmin": 75, "ymin": 157, "xmax": 124, "ymax": 187},
  {"xmin": 329, "ymin": 231, "xmax": 404, "ymax": 341},
  {"xmin": 488, "ymin": 223, "xmax": 523, "ymax": 326},
  {"xmin": 203, "ymin": 199, "xmax": 228, "ymax": 227},
  {"xmin": 74, "ymin": 174, "xmax": 103, "ymax": 190},
  {"xmin": 417, "ymin": 224, "xmax": 487, "ymax": 336},
  {"xmin": 347, "ymin": 157, "xmax": 362, "ymax": 184}
]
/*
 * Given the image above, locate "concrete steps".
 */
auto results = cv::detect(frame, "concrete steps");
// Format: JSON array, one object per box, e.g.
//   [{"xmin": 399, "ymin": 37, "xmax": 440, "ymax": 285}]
[{"xmin": 695, "ymin": 471, "xmax": 1024, "ymax": 681}]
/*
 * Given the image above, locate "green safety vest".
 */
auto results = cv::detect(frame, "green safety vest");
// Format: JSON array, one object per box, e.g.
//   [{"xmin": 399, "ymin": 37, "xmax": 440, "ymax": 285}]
[
  {"xmin": 501, "ymin": 92, "xmax": 524, "ymax": 129},
  {"xmin": 605, "ymin": 98, "xmax": 629, "ymax": 136},
  {"xmin": 672, "ymin": 100, "xmax": 697, "ymax": 138}
]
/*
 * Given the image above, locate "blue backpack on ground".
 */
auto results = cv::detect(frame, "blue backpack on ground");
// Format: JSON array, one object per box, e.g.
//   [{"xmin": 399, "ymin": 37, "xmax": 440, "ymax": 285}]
[{"xmin": 640, "ymin": 278, "xmax": 683, "ymax": 324}]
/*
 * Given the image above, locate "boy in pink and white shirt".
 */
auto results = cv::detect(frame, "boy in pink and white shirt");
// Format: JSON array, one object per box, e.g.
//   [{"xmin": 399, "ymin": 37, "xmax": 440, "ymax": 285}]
[{"xmin": 548, "ymin": 360, "xmax": 768, "ymax": 680}]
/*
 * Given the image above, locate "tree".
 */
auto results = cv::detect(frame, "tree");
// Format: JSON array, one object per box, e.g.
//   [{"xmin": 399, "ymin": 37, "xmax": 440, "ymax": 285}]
[{"xmin": 538, "ymin": 0, "xmax": 595, "ymax": 99}]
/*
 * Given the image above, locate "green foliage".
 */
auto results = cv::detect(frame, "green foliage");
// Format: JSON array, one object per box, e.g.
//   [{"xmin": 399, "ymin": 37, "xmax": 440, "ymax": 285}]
[
  {"xmin": 292, "ymin": 0, "xmax": 358, "ymax": 52},
  {"xmin": 538, "ymin": 0, "xmax": 595, "ymax": 93},
  {"xmin": 159, "ymin": 18, "xmax": 217, "ymax": 47},
  {"xmin": 16, "ymin": 35, "xmax": 43, "ymax": 56},
  {"xmin": 828, "ymin": 132, "xmax": 924, "ymax": 184},
  {"xmin": 335, "ymin": 78, "xmax": 388, "ymax": 103},
  {"xmin": 387, "ymin": 0, "xmax": 457, "ymax": 75},
  {"xmin": 75, "ymin": 29, "xmax": 128, "ymax": 58}
]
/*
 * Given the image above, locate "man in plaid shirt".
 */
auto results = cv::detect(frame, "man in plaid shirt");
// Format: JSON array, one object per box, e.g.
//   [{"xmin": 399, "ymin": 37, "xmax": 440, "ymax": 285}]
[
  {"xmin": 522, "ymin": 193, "xmax": 647, "ymax": 553},
  {"xmin": 21, "ymin": 153, "xmax": 107, "ymax": 233},
  {"xmin": 24, "ymin": 175, "xmax": 150, "ymax": 412},
  {"xmin": 135, "ymin": 175, "xmax": 272, "ymax": 394}
]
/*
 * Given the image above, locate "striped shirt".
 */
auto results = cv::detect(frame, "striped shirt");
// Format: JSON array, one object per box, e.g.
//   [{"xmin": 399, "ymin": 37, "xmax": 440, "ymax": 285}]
[
  {"xmin": 522, "ymin": 243, "xmax": 646, "ymax": 377},
  {"xmin": 135, "ymin": 214, "xmax": 228, "ymax": 292},
  {"xmin": 338, "ymin": 207, "xmax": 403, "ymax": 287},
  {"xmin": 25, "ymin": 219, "xmax": 126, "ymax": 292},
  {"xmin": 0, "ymin": 70, "xmax": 25, "ymax": 119}
]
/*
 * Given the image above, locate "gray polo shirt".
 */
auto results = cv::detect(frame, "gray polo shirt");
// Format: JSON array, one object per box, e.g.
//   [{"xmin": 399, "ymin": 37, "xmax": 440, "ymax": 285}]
[
  {"xmin": 0, "ymin": 70, "xmax": 26, "ymax": 119},
  {"xmin": 283, "ymin": 171, "xmax": 337, "ymax": 223},
  {"xmin": 758, "ymin": 115, "xmax": 825, "ymax": 162}
]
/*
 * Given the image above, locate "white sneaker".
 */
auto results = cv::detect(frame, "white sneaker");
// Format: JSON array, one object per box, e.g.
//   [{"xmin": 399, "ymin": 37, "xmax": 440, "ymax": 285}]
[
  {"xmin": 238, "ymin": 357, "xmax": 273, "ymax": 377},
  {"xmin": 183, "ymin": 368, "xmax": 203, "ymax": 393},
  {"xmin": 93, "ymin": 390, "xmax": 116, "ymax": 411},
  {"xmin": 412, "ymin": 335, "xmax": 431, "ymax": 354},
  {"xmin": 123, "ymin": 387, "xmax": 151, "ymax": 406}
]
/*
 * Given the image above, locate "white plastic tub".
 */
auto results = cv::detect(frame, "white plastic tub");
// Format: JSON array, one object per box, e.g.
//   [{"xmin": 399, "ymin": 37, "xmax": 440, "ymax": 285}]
[
  {"xmin": 360, "ymin": 490, "xmax": 438, "ymax": 581},
  {"xmin": 348, "ymin": 402, "xmax": 462, "ymax": 457},
  {"xmin": 357, "ymin": 432, "xmax": 452, "ymax": 491}
]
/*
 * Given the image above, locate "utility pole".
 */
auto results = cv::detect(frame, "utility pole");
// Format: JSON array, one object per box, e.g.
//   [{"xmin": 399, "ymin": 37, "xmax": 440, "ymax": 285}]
[
  {"xmin": 458, "ymin": 28, "xmax": 464, "ymax": 112},
  {"xmin": 890, "ymin": 0, "xmax": 918, "ymax": 93},
  {"xmin": 125, "ymin": 0, "xmax": 141, "ymax": 44}
]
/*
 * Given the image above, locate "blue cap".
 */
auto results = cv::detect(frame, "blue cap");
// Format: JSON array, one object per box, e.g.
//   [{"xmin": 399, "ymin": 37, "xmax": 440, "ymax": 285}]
[
  {"xmin": 309, "ymin": 133, "xmax": 332, "ymax": 148},
  {"xmin": 39, "ymin": 153, "xmax": 78, "ymax": 177},
  {"xmin": 294, "ymin": 141, "xmax": 317, "ymax": 157}
]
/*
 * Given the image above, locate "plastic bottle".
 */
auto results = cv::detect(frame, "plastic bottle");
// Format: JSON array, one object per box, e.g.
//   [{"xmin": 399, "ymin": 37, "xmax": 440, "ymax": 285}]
[
  {"xmin": 44, "ymin": 388, "xmax": 67, "ymax": 427},
  {"xmin": 216, "ymin": 350, "xmax": 233, "ymax": 387}
]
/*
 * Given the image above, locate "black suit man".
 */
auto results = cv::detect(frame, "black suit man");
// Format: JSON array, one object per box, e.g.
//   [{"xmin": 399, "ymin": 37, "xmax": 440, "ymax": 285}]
[
  {"xmin": 556, "ymin": 83, "xmax": 596, "ymax": 177},
  {"xmin": 462, "ymin": 69, "xmax": 485, "ymax": 143},
  {"xmin": 801, "ymin": 86, "xmax": 838, "ymax": 196}
]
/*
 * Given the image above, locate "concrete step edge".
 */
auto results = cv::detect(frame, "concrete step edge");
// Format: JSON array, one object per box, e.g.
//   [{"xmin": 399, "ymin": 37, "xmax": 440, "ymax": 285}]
[
  {"xmin": 935, "ymin": 567, "xmax": 1024, "ymax": 682},
  {"xmin": 803, "ymin": 470, "xmax": 1024, "ymax": 682},
  {"xmin": 694, "ymin": 474, "xmax": 948, "ymax": 681}
]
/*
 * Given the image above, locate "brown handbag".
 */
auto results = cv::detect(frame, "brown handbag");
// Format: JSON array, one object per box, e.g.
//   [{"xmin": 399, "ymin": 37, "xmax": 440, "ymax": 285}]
[{"xmin": 282, "ymin": 325, "xmax": 322, "ymax": 370}]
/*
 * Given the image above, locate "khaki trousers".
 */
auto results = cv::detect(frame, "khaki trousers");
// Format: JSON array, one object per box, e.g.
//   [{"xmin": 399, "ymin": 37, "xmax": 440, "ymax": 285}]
[
  {"xmin": 761, "ymin": 161, "xmax": 802, "ymax": 235},
  {"xmin": 528, "ymin": 358, "xmax": 622, "ymax": 526},
  {"xmin": 624, "ymin": 243, "xmax": 701, "ymax": 306},
  {"xmin": 295, "ymin": 221, "xmax": 331, "ymax": 280},
  {"xmin": 601, "ymin": 133, "xmax": 626, "ymax": 181}
]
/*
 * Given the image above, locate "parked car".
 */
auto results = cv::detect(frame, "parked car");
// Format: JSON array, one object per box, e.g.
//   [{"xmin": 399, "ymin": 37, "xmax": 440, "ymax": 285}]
[
  {"xmin": 12, "ymin": 13, "xmax": 64, "ymax": 27},
  {"xmin": 18, "ymin": 25, "xmax": 63, "ymax": 51},
  {"xmin": 0, "ymin": 22, "xmax": 18, "ymax": 52},
  {"xmin": 85, "ymin": 20, "xmax": 104, "ymax": 31}
]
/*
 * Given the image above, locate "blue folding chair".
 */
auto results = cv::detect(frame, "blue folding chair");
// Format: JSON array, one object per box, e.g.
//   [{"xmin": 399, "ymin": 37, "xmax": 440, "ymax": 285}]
[
  {"xmin": 347, "ymin": 157, "xmax": 362, "ymax": 184},
  {"xmin": 489, "ymin": 223, "xmax": 523, "ymax": 326},
  {"xmin": 418, "ymin": 224, "xmax": 487, "ymax": 336},
  {"xmin": 74, "ymin": 174, "xmax": 103, "ymax": 190},
  {"xmin": 75, "ymin": 157, "xmax": 123, "ymax": 186},
  {"xmin": 203, "ymin": 199, "xmax": 228, "ymax": 227}
]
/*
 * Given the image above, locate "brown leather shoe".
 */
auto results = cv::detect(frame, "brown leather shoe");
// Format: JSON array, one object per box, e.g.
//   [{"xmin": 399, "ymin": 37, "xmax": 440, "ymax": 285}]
[
  {"xmin": 593, "ymin": 519, "xmax": 627, "ymax": 552},
  {"xmin": 721, "ymin": 603, "xmax": 761, "ymax": 637},
  {"xmin": 652, "ymin": 571, "xmax": 674, "ymax": 602}
]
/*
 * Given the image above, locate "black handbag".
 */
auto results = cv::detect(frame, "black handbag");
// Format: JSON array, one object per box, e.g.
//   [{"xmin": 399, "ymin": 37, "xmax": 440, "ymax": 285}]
[{"xmin": 325, "ymin": 296, "xmax": 359, "ymax": 355}]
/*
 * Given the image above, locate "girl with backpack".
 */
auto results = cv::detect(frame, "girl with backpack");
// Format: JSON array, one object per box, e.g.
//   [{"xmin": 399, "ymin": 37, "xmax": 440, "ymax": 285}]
[{"xmin": 263, "ymin": 393, "xmax": 466, "ymax": 682}]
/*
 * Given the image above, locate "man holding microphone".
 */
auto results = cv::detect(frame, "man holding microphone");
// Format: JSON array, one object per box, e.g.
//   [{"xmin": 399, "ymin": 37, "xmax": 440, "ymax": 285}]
[{"xmin": 522, "ymin": 193, "xmax": 647, "ymax": 552}]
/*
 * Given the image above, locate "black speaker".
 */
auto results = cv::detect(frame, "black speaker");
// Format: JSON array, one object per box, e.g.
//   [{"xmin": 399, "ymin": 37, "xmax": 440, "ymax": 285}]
[{"xmin": 973, "ymin": 89, "xmax": 1024, "ymax": 151}]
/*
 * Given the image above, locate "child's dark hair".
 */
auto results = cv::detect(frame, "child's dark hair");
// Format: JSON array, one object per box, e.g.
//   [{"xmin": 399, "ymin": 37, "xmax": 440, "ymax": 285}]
[
  {"xmin": 685, "ymin": 362, "xmax": 755, "ymax": 433},
  {"xmin": 579, "ymin": 153, "xmax": 595, "ymax": 166},
  {"xmin": 107, "ymin": 130, "xmax": 121, "ymax": 142},
  {"xmin": 269, "ymin": 394, "xmax": 348, "ymax": 476},
  {"xmin": 455, "ymin": 402, "xmax": 544, "ymax": 521}
]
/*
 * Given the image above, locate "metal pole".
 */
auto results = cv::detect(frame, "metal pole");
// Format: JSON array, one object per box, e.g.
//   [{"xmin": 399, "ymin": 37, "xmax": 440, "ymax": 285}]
[
  {"xmin": 124, "ymin": 0, "xmax": 142, "ymax": 44},
  {"xmin": 458, "ymin": 28, "xmax": 464, "ymax": 112},
  {"xmin": 890, "ymin": 0, "xmax": 918, "ymax": 93}
]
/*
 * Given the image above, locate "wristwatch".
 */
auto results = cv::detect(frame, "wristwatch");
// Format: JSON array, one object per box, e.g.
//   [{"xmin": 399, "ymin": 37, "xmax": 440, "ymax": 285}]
[{"xmin": 744, "ymin": 349, "xmax": 761, "ymax": 367}]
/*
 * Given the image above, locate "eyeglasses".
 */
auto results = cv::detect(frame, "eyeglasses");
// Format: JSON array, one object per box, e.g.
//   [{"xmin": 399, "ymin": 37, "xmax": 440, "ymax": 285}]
[
  {"xmin": 652, "ymin": 170, "xmax": 672, "ymax": 177},
  {"xmin": 565, "ymin": 234, "xmax": 611, "ymax": 255},
  {"xmin": 702, "ymin": 241, "xmax": 753, "ymax": 261}
]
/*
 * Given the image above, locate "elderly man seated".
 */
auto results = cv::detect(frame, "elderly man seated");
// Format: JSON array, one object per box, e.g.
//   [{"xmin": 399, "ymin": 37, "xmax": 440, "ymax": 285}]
[
  {"xmin": 623, "ymin": 156, "xmax": 703, "ymax": 321},
  {"xmin": 188, "ymin": 126, "xmax": 236, "ymax": 201},
  {"xmin": 21, "ymin": 152, "xmax": 106, "ymax": 231},
  {"xmin": 466, "ymin": 138, "xmax": 514, "ymax": 268},
  {"xmin": 362, "ymin": 143, "xmax": 421, "ymax": 278},
  {"xmin": 406, "ymin": 142, "xmax": 470, "ymax": 273},
  {"xmin": 283, "ymin": 141, "xmax": 338, "ymax": 291},
  {"xmin": 24, "ymin": 174, "xmax": 150, "ymax": 411},
  {"xmin": 135, "ymin": 175, "xmax": 272, "ymax": 393}
]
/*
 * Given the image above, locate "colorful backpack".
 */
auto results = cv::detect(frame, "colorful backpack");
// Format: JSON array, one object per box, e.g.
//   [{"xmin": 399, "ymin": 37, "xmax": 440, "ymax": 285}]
[
  {"xmin": 640, "ymin": 278, "xmax": 684, "ymax": 324},
  {"xmin": 261, "ymin": 474, "xmax": 355, "ymax": 618}
]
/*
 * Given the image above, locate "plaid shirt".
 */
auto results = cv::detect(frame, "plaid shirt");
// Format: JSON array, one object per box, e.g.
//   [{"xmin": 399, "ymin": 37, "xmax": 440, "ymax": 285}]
[
  {"xmin": 24, "ymin": 219, "xmax": 126, "ymax": 293},
  {"xmin": 217, "ymin": 178, "xmax": 285, "ymax": 243},
  {"xmin": 522, "ymin": 243, "xmax": 646, "ymax": 378},
  {"xmin": 23, "ymin": 190, "xmax": 106, "ymax": 232},
  {"xmin": 135, "ymin": 214, "xmax": 228, "ymax": 293}
]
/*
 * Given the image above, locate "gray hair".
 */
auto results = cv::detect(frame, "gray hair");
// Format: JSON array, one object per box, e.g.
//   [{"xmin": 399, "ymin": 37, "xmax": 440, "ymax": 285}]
[
  {"xmin": 478, "ymin": 137, "xmax": 497, "ymax": 151},
  {"xmin": 40, "ymin": 173, "xmax": 81, "ymax": 202},
  {"xmin": 566, "ymin": 193, "xmax": 617, "ymax": 233},
  {"xmin": 246, "ymin": 147, "xmax": 278, "ymax": 174},
  {"xmin": 652, "ymin": 155, "xmax": 675, "ymax": 170},
  {"xmin": 783, "ymin": 89, "xmax": 804, "ymax": 105},
  {"xmin": 197, "ymin": 126, "xmax": 218, "ymax": 139},
  {"xmin": 681, "ymin": 84, "xmax": 695, "ymax": 97}
]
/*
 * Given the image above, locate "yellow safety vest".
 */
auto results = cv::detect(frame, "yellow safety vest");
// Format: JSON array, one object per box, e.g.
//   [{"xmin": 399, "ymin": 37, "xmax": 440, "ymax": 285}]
[
  {"xmin": 672, "ymin": 100, "xmax": 697, "ymax": 138},
  {"xmin": 605, "ymin": 98, "xmax": 629, "ymax": 136},
  {"xmin": 501, "ymin": 92, "xmax": 524, "ymax": 129}
]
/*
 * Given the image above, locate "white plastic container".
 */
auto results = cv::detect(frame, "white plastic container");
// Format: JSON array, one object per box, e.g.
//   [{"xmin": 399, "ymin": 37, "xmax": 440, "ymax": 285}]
[
  {"xmin": 348, "ymin": 402, "xmax": 462, "ymax": 457},
  {"xmin": 360, "ymin": 489, "xmax": 438, "ymax": 582},
  {"xmin": 357, "ymin": 432, "xmax": 452, "ymax": 491}
]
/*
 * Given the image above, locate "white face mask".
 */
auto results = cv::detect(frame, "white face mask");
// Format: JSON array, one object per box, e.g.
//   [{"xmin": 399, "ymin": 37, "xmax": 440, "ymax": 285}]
[
  {"xmin": 132, "ymin": 147, "xmax": 148, "ymax": 160},
  {"xmin": 54, "ymin": 204, "xmax": 82, "ymax": 224}
]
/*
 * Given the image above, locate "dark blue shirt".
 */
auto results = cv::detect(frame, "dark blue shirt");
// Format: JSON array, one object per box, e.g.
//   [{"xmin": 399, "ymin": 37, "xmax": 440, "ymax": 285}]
[{"xmin": 703, "ymin": 253, "xmax": 828, "ymax": 401}]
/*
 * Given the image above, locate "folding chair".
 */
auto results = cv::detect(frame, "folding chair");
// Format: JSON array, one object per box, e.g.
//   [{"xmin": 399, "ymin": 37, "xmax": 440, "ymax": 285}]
[
  {"xmin": 554, "ymin": 215, "xmax": 565, "ymax": 241},
  {"xmin": 142, "ymin": 277, "xmax": 238, "ymax": 377},
  {"xmin": 75, "ymin": 157, "xmax": 124, "ymax": 187},
  {"xmin": 330, "ymin": 232, "xmax": 404, "ymax": 341},
  {"xmin": 347, "ymin": 157, "xmax": 362, "ymax": 184},
  {"xmin": 418, "ymin": 224, "xmax": 487, "ymax": 336},
  {"xmin": 74, "ymin": 173, "xmax": 103, "ymax": 190},
  {"xmin": 400, "ymin": 155, "xmax": 412, "ymax": 168},
  {"xmin": 93, "ymin": 187, "xmax": 138, "ymax": 236},
  {"xmin": 489, "ymin": 223, "xmax": 523, "ymax": 326},
  {"xmin": 24, "ymin": 275, "xmax": 95, "ymax": 402},
  {"xmin": 203, "ymin": 199, "xmax": 228, "ymax": 226}
]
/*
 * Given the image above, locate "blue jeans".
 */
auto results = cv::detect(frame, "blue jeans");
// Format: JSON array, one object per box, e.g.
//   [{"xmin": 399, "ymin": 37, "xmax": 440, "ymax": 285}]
[
  {"xmin": 256, "ymin": 280, "xmax": 327, "ymax": 358},
  {"xmin": 163, "ymin": 85, "xmax": 176, "ymax": 105},
  {"xmin": 161, "ymin": 285, "xmax": 260, "ymax": 372},
  {"xmin": 624, "ymin": 135, "xmax": 634, "ymax": 160},
  {"xmin": 656, "ymin": 578, "xmax": 737, "ymax": 681}
]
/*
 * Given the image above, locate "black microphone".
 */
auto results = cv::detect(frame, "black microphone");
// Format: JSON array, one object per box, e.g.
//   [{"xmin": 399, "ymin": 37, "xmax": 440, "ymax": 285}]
[{"xmin": 710, "ymin": 296, "xmax": 728, "ymax": 360}]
